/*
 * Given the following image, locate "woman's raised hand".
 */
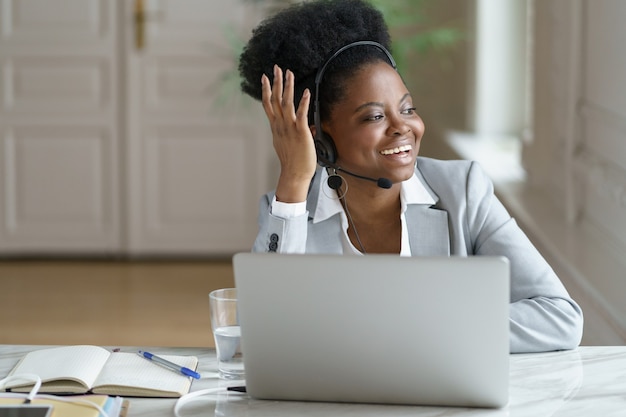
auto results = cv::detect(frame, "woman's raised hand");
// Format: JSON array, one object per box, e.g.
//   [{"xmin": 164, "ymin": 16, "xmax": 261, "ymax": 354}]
[{"xmin": 261, "ymin": 65, "xmax": 317, "ymax": 203}]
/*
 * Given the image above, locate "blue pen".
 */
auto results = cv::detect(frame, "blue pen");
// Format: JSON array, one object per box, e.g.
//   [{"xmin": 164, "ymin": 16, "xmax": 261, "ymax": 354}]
[{"xmin": 138, "ymin": 350, "xmax": 201, "ymax": 379}]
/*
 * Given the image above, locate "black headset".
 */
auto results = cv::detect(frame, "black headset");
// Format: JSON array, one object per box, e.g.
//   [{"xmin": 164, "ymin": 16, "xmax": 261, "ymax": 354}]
[{"xmin": 313, "ymin": 40, "xmax": 397, "ymax": 168}]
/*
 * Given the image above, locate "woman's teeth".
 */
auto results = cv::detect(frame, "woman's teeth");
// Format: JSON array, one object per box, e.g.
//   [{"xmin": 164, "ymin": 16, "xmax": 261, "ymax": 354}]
[{"xmin": 380, "ymin": 144, "xmax": 412, "ymax": 155}]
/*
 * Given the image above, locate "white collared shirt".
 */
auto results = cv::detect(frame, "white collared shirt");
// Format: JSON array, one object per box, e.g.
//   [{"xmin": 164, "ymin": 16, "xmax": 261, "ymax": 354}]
[{"xmin": 272, "ymin": 169, "xmax": 435, "ymax": 255}]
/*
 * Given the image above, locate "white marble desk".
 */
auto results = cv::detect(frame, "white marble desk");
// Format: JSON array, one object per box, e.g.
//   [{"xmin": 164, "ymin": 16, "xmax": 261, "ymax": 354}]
[{"xmin": 1, "ymin": 345, "xmax": 625, "ymax": 416}]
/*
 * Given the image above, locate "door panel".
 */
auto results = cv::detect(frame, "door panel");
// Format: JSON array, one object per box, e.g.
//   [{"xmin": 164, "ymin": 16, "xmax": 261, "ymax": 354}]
[
  {"xmin": 125, "ymin": 0, "xmax": 270, "ymax": 255},
  {"xmin": 137, "ymin": 125, "xmax": 260, "ymax": 253},
  {"xmin": 143, "ymin": 55, "xmax": 225, "ymax": 121},
  {"xmin": 6, "ymin": 56, "xmax": 110, "ymax": 115},
  {"xmin": 0, "ymin": 0, "xmax": 270, "ymax": 255},
  {"xmin": 0, "ymin": 0, "xmax": 119, "ymax": 253},
  {"xmin": 6, "ymin": 127, "xmax": 113, "ymax": 233},
  {"xmin": 0, "ymin": 0, "xmax": 109, "ymax": 43}
]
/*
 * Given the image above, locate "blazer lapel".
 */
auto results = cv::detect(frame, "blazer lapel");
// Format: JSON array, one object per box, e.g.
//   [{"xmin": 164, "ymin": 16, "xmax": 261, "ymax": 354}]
[
  {"xmin": 306, "ymin": 168, "xmax": 323, "ymax": 219},
  {"xmin": 406, "ymin": 204, "xmax": 450, "ymax": 256},
  {"xmin": 307, "ymin": 166, "xmax": 450, "ymax": 255}
]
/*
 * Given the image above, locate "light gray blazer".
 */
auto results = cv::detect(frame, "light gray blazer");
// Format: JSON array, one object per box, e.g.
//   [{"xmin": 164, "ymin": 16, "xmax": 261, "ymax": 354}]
[{"xmin": 252, "ymin": 157, "xmax": 584, "ymax": 353}]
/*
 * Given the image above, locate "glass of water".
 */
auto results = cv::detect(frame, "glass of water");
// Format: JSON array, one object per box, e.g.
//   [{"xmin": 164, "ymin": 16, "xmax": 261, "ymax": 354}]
[{"xmin": 209, "ymin": 288, "xmax": 244, "ymax": 380}]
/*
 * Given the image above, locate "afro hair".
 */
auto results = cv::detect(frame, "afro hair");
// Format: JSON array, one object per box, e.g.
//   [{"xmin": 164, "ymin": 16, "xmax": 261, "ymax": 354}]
[{"xmin": 238, "ymin": 0, "xmax": 392, "ymax": 123}]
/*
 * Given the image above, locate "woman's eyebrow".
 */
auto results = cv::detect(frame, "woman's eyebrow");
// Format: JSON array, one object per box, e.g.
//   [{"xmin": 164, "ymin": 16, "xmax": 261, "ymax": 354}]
[
  {"xmin": 353, "ymin": 93, "xmax": 412, "ymax": 114},
  {"xmin": 354, "ymin": 101, "xmax": 383, "ymax": 113},
  {"xmin": 398, "ymin": 93, "xmax": 412, "ymax": 104}
]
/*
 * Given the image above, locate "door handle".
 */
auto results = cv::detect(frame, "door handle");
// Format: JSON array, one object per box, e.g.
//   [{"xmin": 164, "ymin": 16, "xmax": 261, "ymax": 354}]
[{"xmin": 135, "ymin": 0, "xmax": 145, "ymax": 50}]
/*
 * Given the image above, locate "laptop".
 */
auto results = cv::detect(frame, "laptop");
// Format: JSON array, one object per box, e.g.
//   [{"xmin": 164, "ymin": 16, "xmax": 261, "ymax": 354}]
[{"xmin": 232, "ymin": 253, "xmax": 510, "ymax": 408}]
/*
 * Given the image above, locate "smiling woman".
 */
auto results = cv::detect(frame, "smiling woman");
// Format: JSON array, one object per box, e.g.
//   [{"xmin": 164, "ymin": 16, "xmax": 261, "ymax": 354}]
[
  {"xmin": 236, "ymin": 0, "xmax": 583, "ymax": 354},
  {"xmin": 323, "ymin": 62, "xmax": 423, "ymax": 188}
]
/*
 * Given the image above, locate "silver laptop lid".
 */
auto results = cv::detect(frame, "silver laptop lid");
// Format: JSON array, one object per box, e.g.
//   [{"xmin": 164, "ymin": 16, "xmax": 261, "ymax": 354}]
[{"xmin": 233, "ymin": 253, "xmax": 510, "ymax": 408}]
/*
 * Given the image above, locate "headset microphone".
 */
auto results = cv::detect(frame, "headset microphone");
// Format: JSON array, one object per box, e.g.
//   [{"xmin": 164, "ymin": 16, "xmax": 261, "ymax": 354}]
[
  {"xmin": 333, "ymin": 167, "xmax": 392, "ymax": 189},
  {"xmin": 323, "ymin": 158, "xmax": 393, "ymax": 190}
]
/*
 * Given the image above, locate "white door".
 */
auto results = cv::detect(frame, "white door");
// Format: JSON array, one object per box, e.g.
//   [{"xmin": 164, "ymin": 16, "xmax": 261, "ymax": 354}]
[
  {"xmin": 123, "ymin": 0, "xmax": 271, "ymax": 256},
  {"xmin": 0, "ymin": 0, "xmax": 273, "ymax": 255},
  {"xmin": 0, "ymin": 0, "xmax": 120, "ymax": 253}
]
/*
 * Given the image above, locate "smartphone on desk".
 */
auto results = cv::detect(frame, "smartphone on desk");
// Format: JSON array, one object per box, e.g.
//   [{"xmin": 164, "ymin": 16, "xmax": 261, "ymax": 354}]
[{"xmin": 0, "ymin": 405, "xmax": 53, "ymax": 417}]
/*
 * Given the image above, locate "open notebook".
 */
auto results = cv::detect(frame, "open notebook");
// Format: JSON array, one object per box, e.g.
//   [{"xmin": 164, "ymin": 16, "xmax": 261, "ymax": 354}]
[
  {"xmin": 233, "ymin": 253, "xmax": 511, "ymax": 408},
  {"xmin": 5, "ymin": 345, "xmax": 197, "ymax": 397}
]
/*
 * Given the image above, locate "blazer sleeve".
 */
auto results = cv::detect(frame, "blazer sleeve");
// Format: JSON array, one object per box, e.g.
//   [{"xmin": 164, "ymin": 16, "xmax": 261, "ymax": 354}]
[
  {"xmin": 252, "ymin": 192, "xmax": 309, "ymax": 254},
  {"xmin": 466, "ymin": 162, "xmax": 584, "ymax": 353}
]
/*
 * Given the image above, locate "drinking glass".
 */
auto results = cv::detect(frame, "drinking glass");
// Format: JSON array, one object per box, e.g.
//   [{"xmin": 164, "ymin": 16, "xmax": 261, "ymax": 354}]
[{"xmin": 209, "ymin": 288, "xmax": 244, "ymax": 380}]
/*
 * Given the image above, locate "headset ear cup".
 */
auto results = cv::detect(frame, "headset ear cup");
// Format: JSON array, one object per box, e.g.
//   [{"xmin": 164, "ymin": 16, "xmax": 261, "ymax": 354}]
[{"xmin": 314, "ymin": 132, "xmax": 337, "ymax": 167}]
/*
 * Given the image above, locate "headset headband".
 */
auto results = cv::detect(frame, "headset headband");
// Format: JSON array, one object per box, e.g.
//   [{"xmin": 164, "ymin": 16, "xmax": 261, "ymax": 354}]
[
  {"xmin": 314, "ymin": 40, "xmax": 396, "ymax": 129},
  {"xmin": 314, "ymin": 40, "xmax": 396, "ymax": 85}
]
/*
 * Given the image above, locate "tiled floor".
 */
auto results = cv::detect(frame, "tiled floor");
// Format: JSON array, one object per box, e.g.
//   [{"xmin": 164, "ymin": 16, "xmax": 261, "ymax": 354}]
[{"xmin": 0, "ymin": 260, "xmax": 235, "ymax": 347}]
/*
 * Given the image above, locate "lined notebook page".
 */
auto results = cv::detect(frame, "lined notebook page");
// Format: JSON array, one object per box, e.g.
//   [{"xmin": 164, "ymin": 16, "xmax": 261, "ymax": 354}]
[
  {"xmin": 93, "ymin": 352, "xmax": 197, "ymax": 396},
  {"xmin": 8, "ymin": 345, "xmax": 110, "ymax": 388}
]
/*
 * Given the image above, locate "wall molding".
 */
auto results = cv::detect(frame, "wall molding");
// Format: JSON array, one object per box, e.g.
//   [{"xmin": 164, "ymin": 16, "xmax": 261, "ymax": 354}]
[{"xmin": 575, "ymin": 149, "xmax": 626, "ymax": 212}]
